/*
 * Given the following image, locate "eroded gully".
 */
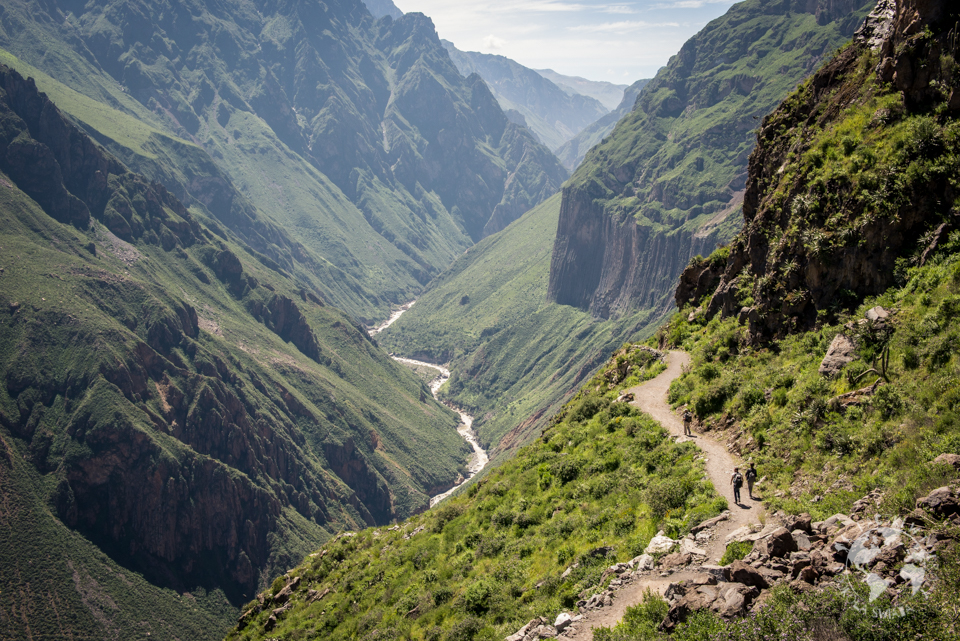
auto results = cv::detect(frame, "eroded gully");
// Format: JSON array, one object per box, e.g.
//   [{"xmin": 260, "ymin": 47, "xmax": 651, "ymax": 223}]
[{"xmin": 369, "ymin": 303, "xmax": 489, "ymax": 506}]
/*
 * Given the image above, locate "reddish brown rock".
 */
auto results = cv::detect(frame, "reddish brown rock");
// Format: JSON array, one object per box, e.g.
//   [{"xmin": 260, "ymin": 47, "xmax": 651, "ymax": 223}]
[{"xmin": 728, "ymin": 560, "xmax": 770, "ymax": 589}]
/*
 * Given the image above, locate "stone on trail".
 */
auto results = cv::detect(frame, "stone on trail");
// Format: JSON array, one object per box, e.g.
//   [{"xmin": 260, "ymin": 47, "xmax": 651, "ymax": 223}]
[
  {"xmin": 628, "ymin": 554, "xmax": 655, "ymax": 571},
  {"xmin": 755, "ymin": 527, "xmax": 798, "ymax": 558},
  {"xmin": 644, "ymin": 531, "xmax": 678, "ymax": 555},
  {"xmin": 727, "ymin": 560, "xmax": 769, "ymax": 589}
]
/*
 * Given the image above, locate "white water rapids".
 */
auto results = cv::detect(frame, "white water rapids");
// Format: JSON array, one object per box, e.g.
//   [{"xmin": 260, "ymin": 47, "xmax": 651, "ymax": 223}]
[{"xmin": 368, "ymin": 304, "xmax": 489, "ymax": 506}]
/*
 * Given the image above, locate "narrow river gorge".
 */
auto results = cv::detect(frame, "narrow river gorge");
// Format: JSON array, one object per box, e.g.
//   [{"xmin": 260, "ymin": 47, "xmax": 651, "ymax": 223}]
[{"xmin": 369, "ymin": 303, "xmax": 489, "ymax": 506}]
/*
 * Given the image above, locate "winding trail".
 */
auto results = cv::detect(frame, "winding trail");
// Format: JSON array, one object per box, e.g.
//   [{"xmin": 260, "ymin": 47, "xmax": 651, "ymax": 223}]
[{"xmin": 561, "ymin": 351, "xmax": 764, "ymax": 640}]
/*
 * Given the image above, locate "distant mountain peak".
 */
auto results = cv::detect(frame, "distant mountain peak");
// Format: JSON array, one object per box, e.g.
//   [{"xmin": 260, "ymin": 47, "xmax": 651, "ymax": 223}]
[{"xmin": 362, "ymin": 0, "xmax": 403, "ymax": 20}]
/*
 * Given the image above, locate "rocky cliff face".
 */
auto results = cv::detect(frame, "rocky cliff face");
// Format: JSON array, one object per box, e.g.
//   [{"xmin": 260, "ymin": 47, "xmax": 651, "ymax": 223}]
[
  {"xmin": 0, "ymin": 0, "xmax": 567, "ymax": 321},
  {"xmin": 686, "ymin": 0, "xmax": 960, "ymax": 341},
  {"xmin": 0, "ymin": 62, "xmax": 468, "ymax": 638},
  {"xmin": 547, "ymin": 0, "xmax": 873, "ymax": 320}
]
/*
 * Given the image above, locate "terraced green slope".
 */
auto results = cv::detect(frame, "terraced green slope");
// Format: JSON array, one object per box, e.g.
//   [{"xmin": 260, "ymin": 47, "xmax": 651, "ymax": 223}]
[
  {"xmin": 0, "ymin": 63, "xmax": 469, "ymax": 640},
  {"xmin": 379, "ymin": 194, "xmax": 664, "ymax": 461}
]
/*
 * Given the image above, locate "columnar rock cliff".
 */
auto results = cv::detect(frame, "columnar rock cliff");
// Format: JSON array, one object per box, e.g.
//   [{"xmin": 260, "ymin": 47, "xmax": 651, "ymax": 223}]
[{"xmin": 548, "ymin": 0, "xmax": 873, "ymax": 320}]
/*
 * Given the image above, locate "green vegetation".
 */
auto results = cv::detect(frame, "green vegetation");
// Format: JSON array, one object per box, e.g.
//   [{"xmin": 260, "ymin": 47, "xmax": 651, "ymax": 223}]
[
  {"xmin": 567, "ymin": 0, "xmax": 873, "ymax": 236},
  {"xmin": 664, "ymin": 245, "xmax": 960, "ymax": 519},
  {"xmin": 0, "ymin": 64, "xmax": 474, "ymax": 639},
  {"xmin": 379, "ymin": 194, "xmax": 666, "ymax": 462},
  {"xmin": 225, "ymin": 351, "xmax": 726, "ymax": 641},
  {"xmin": 0, "ymin": 0, "xmax": 566, "ymax": 323},
  {"xmin": 719, "ymin": 540, "xmax": 754, "ymax": 566}
]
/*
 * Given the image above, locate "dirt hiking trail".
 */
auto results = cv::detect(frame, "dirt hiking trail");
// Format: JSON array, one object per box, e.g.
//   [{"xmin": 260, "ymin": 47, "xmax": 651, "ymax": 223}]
[{"xmin": 560, "ymin": 351, "xmax": 765, "ymax": 640}]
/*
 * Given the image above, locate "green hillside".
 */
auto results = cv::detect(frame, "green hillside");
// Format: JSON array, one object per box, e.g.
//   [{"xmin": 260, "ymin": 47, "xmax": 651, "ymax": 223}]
[
  {"xmin": 378, "ymin": 194, "xmax": 664, "ymax": 461},
  {"xmin": 222, "ymin": 3, "xmax": 960, "ymax": 638},
  {"xmin": 0, "ymin": 0, "xmax": 567, "ymax": 323},
  {"xmin": 0, "ymin": 63, "xmax": 471, "ymax": 639},
  {"xmin": 224, "ymin": 350, "xmax": 728, "ymax": 641}
]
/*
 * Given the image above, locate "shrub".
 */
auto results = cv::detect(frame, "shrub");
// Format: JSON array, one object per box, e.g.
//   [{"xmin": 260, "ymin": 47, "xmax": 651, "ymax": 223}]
[
  {"xmin": 692, "ymin": 380, "xmax": 731, "ymax": 417},
  {"xmin": 720, "ymin": 540, "xmax": 754, "ymax": 565},
  {"xmin": 873, "ymin": 384, "xmax": 904, "ymax": 419},
  {"xmin": 902, "ymin": 346, "xmax": 920, "ymax": 369},
  {"xmin": 645, "ymin": 478, "xmax": 693, "ymax": 519},
  {"xmin": 462, "ymin": 580, "xmax": 494, "ymax": 614},
  {"xmin": 446, "ymin": 616, "xmax": 483, "ymax": 641},
  {"xmin": 551, "ymin": 458, "xmax": 582, "ymax": 485}
]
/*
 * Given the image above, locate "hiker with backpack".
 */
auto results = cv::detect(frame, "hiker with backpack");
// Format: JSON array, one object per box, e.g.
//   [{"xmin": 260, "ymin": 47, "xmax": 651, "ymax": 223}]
[
  {"xmin": 682, "ymin": 409, "xmax": 693, "ymax": 436},
  {"xmin": 746, "ymin": 463, "xmax": 757, "ymax": 500},
  {"xmin": 731, "ymin": 467, "xmax": 743, "ymax": 505}
]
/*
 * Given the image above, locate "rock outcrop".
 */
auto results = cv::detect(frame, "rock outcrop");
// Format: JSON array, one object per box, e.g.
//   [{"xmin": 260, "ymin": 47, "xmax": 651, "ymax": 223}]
[
  {"xmin": 547, "ymin": 0, "xmax": 872, "ymax": 320},
  {"xmin": 688, "ymin": 0, "xmax": 960, "ymax": 341}
]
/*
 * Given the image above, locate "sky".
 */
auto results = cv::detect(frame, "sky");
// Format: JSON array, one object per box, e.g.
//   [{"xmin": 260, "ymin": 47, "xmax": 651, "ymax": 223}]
[{"xmin": 391, "ymin": 0, "xmax": 740, "ymax": 85}]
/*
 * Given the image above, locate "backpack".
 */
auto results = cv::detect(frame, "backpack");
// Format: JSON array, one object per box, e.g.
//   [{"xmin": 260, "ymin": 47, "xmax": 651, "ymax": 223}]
[
  {"xmin": 733, "ymin": 472, "xmax": 743, "ymax": 488},
  {"xmin": 746, "ymin": 468, "xmax": 756, "ymax": 482}
]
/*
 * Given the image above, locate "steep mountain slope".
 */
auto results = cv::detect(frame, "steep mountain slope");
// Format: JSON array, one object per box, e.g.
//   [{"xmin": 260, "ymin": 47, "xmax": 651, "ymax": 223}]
[
  {"xmin": 555, "ymin": 77, "xmax": 651, "ymax": 171},
  {"xmin": 442, "ymin": 42, "xmax": 609, "ymax": 151},
  {"xmin": 379, "ymin": 195, "xmax": 664, "ymax": 461},
  {"xmin": 548, "ymin": 0, "xmax": 873, "ymax": 321},
  {"xmin": 0, "ymin": 0, "xmax": 567, "ymax": 321},
  {"xmin": 534, "ymin": 69, "xmax": 628, "ymax": 111},
  {"xmin": 0, "ymin": 63, "xmax": 470, "ymax": 640},
  {"xmin": 681, "ymin": 0, "xmax": 960, "ymax": 343},
  {"xmin": 228, "ymin": 2, "xmax": 960, "ymax": 639},
  {"xmin": 224, "ymin": 351, "xmax": 732, "ymax": 641}
]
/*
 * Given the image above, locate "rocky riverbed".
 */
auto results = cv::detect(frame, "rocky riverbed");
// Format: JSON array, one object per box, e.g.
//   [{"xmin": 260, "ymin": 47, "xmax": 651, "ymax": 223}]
[{"xmin": 369, "ymin": 303, "xmax": 489, "ymax": 505}]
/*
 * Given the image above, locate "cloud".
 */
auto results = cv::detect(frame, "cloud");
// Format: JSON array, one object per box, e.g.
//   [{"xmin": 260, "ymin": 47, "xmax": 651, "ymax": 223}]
[
  {"xmin": 482, "ymin": 34, "xmax": 507, "ymax": 49},
  {"xmin": 652, "ymin": 0, "xmax": 734, "ymax": 8},
  {"xmin": 568, "ymin": 20, "xmax": 679, "ymax": 34}
]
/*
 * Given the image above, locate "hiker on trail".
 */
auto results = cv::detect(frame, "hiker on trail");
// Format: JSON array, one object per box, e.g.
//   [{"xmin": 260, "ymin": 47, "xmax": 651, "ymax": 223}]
[
  {"xmin": 731, "ymin": 467, "xmax": 743, "ymax": 505},
  {"xmin": 682, "ymin": 409, "xmax": 693, "ymax": 436},
  {"xmin": 746, "ymin": 463, "xmax": 757, "ymax": 500}
]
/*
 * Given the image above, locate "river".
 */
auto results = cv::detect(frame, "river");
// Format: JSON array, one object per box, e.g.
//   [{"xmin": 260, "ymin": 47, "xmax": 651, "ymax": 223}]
[{"xmin": 368, "ymin": 304, "xmax": 489, "ymax": 506}]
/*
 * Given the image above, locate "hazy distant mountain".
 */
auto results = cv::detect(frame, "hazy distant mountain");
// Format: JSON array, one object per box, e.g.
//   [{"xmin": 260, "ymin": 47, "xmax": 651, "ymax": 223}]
[
  {"xmin": 442, "ymin": 41, "xmax": 609, "ymax": 151},
  {"xmin": 534, "ymin": 69, "xmax": 627, "ymax": 111},
  {"xmin": 555, "ymin": 77, "xmax": 651, "ymax": 171},
  {"xmin": 363, "ymin": 0, "xmax": 403, "ymax": 19}
]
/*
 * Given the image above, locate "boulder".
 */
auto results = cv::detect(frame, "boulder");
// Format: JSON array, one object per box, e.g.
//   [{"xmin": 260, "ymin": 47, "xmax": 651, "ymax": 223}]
[
  {"xmin": 932, "ymin": 453, "xmax": 960, "ymax": 472},
  {"xmin": 796, "ymin": 566, "xmax": 820, "ymax": 584},
  {"xmin": 553, "ymin": 613, "xmax": 575, "ymax": 632},
  {"xmin": 727, "ymin": 560, "xmax": 769, "ymax": 589},
  {"xmin": 644, "ymin": 532, "xmax": 678, "ymax": 555},
  {"xmin": 917, "ymin": 486, "xmax": 960, "ymax": 518},
  {"xmin": 824, "ymin": 513, "xmax": 854, "ymax": 529},
  {"xmin": 628, "ymin": 554, "xmax": 655, "ymax": 571},
  {"xmin": 714, "ymin": 583, "xmax": 758, "ymax": 618},
  {"xmin": 755, "ymin": 527, "xmax": 798, "ymax": 558},
  {"xmin": 819, "ymin": 334, "xmax": 857, "ymax": 376},
  {"xmin": 660, "ymin": 552, "xmax": 694, "ymax": 569},
  {"xmin": 865, "ymin": 306, "xmax": 890, "ymax": 323},
  {"xmin": 691, "ymin": 511, "xmax": 730, "ymax": 534},
  {"xmin": 783, "ymin": 513, "xmax": 812, "ymax": 534},
  {"xmin": 680, "ymin": 537, "xmax": 707, "ymax": 556},
  {"xmin": 792, "ymin": 530, "xmax": 812, "ymax": 551}
]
